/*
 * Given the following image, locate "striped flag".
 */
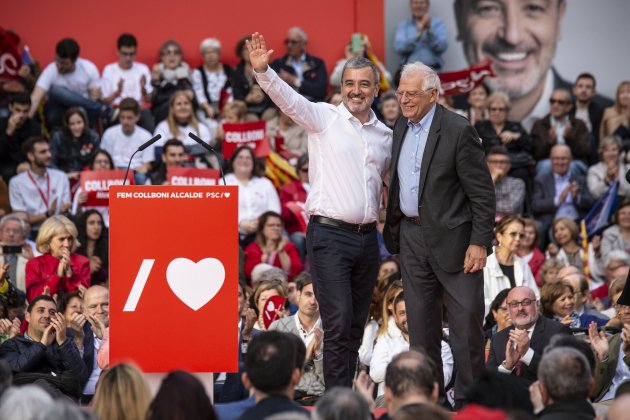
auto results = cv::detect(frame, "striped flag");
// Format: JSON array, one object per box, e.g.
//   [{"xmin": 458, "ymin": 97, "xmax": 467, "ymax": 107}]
[{"xmin": 581, "ymin": 180, "xmax": 619, "ymax": 238}]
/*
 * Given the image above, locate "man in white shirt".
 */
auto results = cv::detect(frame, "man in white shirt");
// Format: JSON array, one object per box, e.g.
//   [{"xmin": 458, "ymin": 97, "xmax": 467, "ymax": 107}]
[
  {"xmin": 100, "ymin": 98, "xmax": 153, "ymax": 184},
  {"xmin": 101, "ymin": 33, "xmax": 154, "ymax": 132},
  {"xmin": 8, "ymin": 137, "xmax": 71, "ymax": 236},
  {"xmin": 249, "ymin": 32, "xmax": 392, "ymax": 389},
  {"xmin": 29, "ymin": 38, "xmax": 109, "ymax": 129}
]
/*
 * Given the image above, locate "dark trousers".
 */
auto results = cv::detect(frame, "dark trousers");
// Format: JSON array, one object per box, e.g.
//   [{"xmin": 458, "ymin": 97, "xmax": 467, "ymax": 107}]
[
  {"xmin": 306, "ymin": 222, "xmax": 379, "ymax": 389},
  {"xmin": 399, "ymin": 218, "xmax": 484, "ymax": 401}
]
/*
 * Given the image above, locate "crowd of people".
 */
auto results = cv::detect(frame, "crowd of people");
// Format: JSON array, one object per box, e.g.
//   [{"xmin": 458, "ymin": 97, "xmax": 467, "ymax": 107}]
[{"xmin": 1, "ymin": 0, "xmax": 630, "ymax": 418}]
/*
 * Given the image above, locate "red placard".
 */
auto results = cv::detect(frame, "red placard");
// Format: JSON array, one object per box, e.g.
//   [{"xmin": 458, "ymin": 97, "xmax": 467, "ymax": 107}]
[
  {"xmin": 263, "ymin": 295, "xmax": 287, "ymax": 330},
  {"xmin": 284, "ymin": 201, "xmax": 308, "ymax": 233},
  {"xmin": 167, "ymin": 167, "xmax": 221, "ymax": 186},
  {"xmin": 222, "ymin": 120, "xmax": 271, "ymax": 159},
  {"xmin": 109, "ymin": 186, "xmax": 238, "ymax": 372},
  {"xmin": 80, "ymin": 170, "xmax": 134, "ymax": 207},
  {"xmin": 439, "ymin": 59, "xmax": 495, "ymax": 96}
]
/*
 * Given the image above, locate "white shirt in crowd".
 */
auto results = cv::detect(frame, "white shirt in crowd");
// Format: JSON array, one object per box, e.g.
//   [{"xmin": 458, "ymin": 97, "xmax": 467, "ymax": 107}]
[
  {"xmin": 100, "ymin": 124, "xmax": 154, "ymax": 169},
  {"xmin": 36, "ymin": 58, "xmax": 100, "ymax": 96},
  {"xmin": 101, "ymin": 62, "xmax": 153, "ymax": 106},
  {"xmin": 191, "ymin": 67, "xmax": 228, "ymax": 105},
  {"xmin": 224, "ymin": 173, "xmax": 280, "ymax": 227},
  {"xmin": 9, "ymin": 169, "xmax": 71, "ymax": 225},
  {"xmin": 255, "ymin": 67, "xmax": 392, "ymax": 224}
]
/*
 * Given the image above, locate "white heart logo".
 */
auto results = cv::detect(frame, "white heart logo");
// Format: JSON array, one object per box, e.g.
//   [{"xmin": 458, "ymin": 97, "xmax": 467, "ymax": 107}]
[
  {"xmin": 166, "ymin": 258, "xmax": 225, "ymax": 310},
  {"xmin": 224, "ymin": 192, "xmax": 231, "ymax": 198}
]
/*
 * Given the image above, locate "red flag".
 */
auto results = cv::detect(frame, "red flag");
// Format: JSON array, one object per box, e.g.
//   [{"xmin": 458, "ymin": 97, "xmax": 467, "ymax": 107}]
[{"xmin": 439, "ymin": 60, "xmax": 495, "ymax": 97}]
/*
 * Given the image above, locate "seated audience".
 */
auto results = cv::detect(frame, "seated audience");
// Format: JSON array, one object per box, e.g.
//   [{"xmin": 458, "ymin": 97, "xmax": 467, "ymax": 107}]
[
  {"xmin": 532, "ymin": 89, "xmax": 590, "ymax": 174},
  {"xmin": 312, "ymin": 387, "xmax": 370, "ymax": 420},
  {"xmin": 486, "ymin": 147, "xmax": 526, "ymax": 219},
  {"xmin": 231, "ymin": 36, "xmax": 272, "ymax": 118},
  {"xmin": 475, "ymin": 92, "xmax": 532, "ymax": 185},
  {"xmin": 50, "ymin": 107, "xmax": 100, "ymax": 180},
  {"xmin": 562, "ymin": 273, "xmax": 609, "ymax": 325},
  {"xmin": 483, "ymin": 289, "xmax": 512, "ymax": 360},
  {"xmin": 591, "ymin": 251, "xmax": 630, "ymax": 302},
  {"xmin": 0, "ymin": 295, "xmax": 88, "ymax": 399},
  {"xmin": 100, "ymin": 98, "xmax": 153, "ymax": 183},
  {"xmin": 269, "ymin": 273, "xmax": 324, "ymax": 403},
  {"xmin": 464, "ymin": 84, "xmax": 489, "ymax": 126},
  {"xmin": 29, "ymin": 38, "xmax": 108, "ymax": 129},
  {"xmin": 533, "ymin": 347, "xmax": 595, "ymax": 419},
  {"xmin": 587, "ymin": 135, "xmax": 630, "ymax": 199},
  {"xmin": 266, "ymin": 109, "xmax": 308, "ymax": 158},
  {"xmin": 486, "ymin": 286, "xmax": 570, "ymax": 385},
  {"xmin": 150, "ymin": 40, "xmax": 192, "ymax": 123},
  {"xmin": 225, "ymin": 146, "xmax": 280, "ymax": 247},
  {"xmin": 483, "ymin": 215, "xmax": 539, "ymax": 316},
  {"xmin": 147, "ymin": 370, "xmax": 216, "ymax": 420},
  {"xmin": 9, "ymin": 137, "xmax": 71, "ymax": 235},
  {"xmin": 540, "ymin": 282, "xmax": 605, "ymax": 329},
  {"xmin": 92, "ymin": 362, "xmax": 152, "ymax": 420},
  {"xmin": 192, "ymin": 38, "xmax": 232, "ymax": 131},
  {"xmin": 516, "ymin": 217, "xmax": 546, "ymax": 285},
  {"xmin": 0, "ymin": 213, "xmax": 35, "ymax": 293},
  {"xmin": 547, "ymin": 217, "xmax": 603, "ymax": 280},
  {"xmin": 602, "ymin": 276, "xmax": 627, "ymax": 319},
  {"xmin": 269, "ymin": 27, "xmax": 328, "ymax": 103},
  {"xmin": 25, "ymin": 215, "xmax": 90, "ymax": 301},
  {"xmin": 149, "ymin": 139, "xmax": 186, "ymax": 185},
  {"xmin": 602, "ymin": 201, "xmax": 630, "ymax": 257},
  {"xmin": 531, "ymin": 144, "xmax": 594, "ymax": 245},
  {"xmin": 71, "ymin": 149, "xmax": 115, "ymax": 226},
  {"xmin": 600, "ymin": 81, "xmax": 630, "ymax": 144},
  {"xmin": 252, "ymin": 279, "xmax": 288, "ymax": 331},
  {"xmin": 279, "ymin": 153, "xmax": 309, "ymax": 261},
  {"xmin": 245, "ymin": 211, "xmax": 303, "ymax": 282},
  {"xmin": 378, "ymin": 92, "xmax": 400, "ymax": 129},
  {"xmin": 370, "ymin": 292, "xmax": 453, "ymax": 400},
  {"xmin": 101, "ymin": 33, "xmax": 154, "ymax": 131},
  {"xmin": 0, "ymin": 92, "xmax": 41, "ymax": 182},
  {"xmin": 74, "ymin": 210, "xmax": 108, "ymax": 285},
  {"xmin": 0, "ymin": 384, "xmax": 54, "ymax": 420},
  {"xmin": 240, "ymin": 331, "xmax": 309, "ymax": 419}
]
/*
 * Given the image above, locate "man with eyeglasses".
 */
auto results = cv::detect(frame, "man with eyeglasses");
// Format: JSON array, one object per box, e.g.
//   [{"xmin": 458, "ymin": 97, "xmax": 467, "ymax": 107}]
[
  {"xmin": 269, "ymin": 27, "xmax": 328, "ymax": 103},
  {"xmin": 486, "ymin": 146, "xmax": 525, "ymax": 219},
  {"xmin": 101, "ymin": 33, "xmax": 154, "ymax": 131},
  {"xmin": 590, "ymin": 281, "xmax": 630, "ymax": 402},
  {"xmin": 383, "ymin": 62, "xmax": 495, "ymax": 407},
  {"xmin": 532, "ymin": 88, "xmax": 590, "ymax": 175},
  {"xmin": 248, "ymin": 32, "xmax": 391, "ymax": 390},
  {"xmin": 531, "ymin": 144, "xmax": 594, "ymax": 246},
  {"xmin": 487, "ymin": 286, "xmax": 570, "ymax": 385}
]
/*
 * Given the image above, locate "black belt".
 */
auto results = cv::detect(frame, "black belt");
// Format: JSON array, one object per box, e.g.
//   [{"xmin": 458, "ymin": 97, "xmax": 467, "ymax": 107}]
[
  {"xmin": 310, "ymin": 215, "xmax": 376, "ymax": 233},
  {"xmin": 405, "ymin": 216, "xmax": 421, "ymax": 226}
]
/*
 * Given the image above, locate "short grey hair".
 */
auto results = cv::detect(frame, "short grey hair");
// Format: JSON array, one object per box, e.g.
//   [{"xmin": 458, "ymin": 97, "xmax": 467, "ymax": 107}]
[
  {"xmin": 287, "ymin": 27, "xmax": 307, "ymax": 42},
  {"xmin": 199, "ymin": 38, "xmax": 221, "ymax": 54},
  {"xmin": 401, "ymin": 61, "xmax": 441, "ymax": 94},
  {"xmin": 341, "ymin": 56, "xmax": 380, "ymax": 86},
  {"xmin": 538, "ymin": 347, "xmax": 592, "ymax": 401},
  {"xmin": 0, "ymin": 213, "xmax": 26, "ymax": 233},
  {"xmin": 605, "ymin": 250, "xmax": 630, "ymax": 268},
  {"xmin": 598, "ymin": 135, "xmax": 623, "ymax": 155},
  {"xmin": 312, "ymin": 387, "xmax": 371, "ymax": 420},
  {"xmin": 0, "ymin": 385, "xmax": 54, "ymax": 420}
]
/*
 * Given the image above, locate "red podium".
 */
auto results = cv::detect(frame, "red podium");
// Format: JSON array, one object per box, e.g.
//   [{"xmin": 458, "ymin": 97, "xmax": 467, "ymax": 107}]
[{"xmin": 109, "ymin": 186, "xmax": 238, "ymax": 373}]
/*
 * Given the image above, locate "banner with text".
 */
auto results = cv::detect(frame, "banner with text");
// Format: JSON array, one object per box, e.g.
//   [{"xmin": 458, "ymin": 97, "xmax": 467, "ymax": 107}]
[
  {"xmin": 80, "ymin": 170, "xmax": 134, "ymax": 207},
  {"xmin": 167, "ymin": 167, "xmax": 221, "ymax": 186},
  {"xmin": 222, "ymin": 120, "xmax": 270, "ymax": 159},
  {"xmin": 109, "ymin": 186, "xmax": 239, "ymax": 372}
]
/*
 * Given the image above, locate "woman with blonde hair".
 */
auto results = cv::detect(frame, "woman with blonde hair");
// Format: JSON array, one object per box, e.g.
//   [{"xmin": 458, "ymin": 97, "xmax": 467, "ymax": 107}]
[
  {"xmin": 547, "ymin": 217, "xmax": 603, "ymax": 280},
  {"xmin": 252, "ymin": 279, "xmax": 288, "ymax": 331},
  {"xmin": 25, "ymin": 215, "xmax": 90, "ymax": 301},
  {"xmin": 600, "ymin": 80, "xmax": 630, "ymax": 142},
  {"xmin": 92, "ymin": 363, "xmax": 152, "ymax": 420},
  {"xmin": 376, "ymin": 280, "xmax": 403, "ymax": 339}
]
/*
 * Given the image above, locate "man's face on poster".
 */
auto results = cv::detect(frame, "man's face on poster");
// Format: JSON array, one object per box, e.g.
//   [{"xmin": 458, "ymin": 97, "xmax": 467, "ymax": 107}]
[{"xmin": 455, "ymin": 0, "xmax": 566, "ymax": 99}]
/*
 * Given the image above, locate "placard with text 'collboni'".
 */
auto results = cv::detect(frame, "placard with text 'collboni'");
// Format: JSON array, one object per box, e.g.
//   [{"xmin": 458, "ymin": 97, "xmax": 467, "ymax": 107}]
[{"xmin": 109, "ymin": 186, "xmax": 238, "ymax": 372}]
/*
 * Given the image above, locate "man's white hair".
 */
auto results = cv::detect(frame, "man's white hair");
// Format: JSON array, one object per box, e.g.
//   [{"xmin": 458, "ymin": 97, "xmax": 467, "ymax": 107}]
[
  {"xmin": 199, "ymin": 38, "xmax": 221, "ymax": 53},
  {"xmin": 401, "ymin": 61, "xmax": 441, "ymax": 93},
  {"xmin": 287, "ymin": 27, "xmax": 308, "ymax": 42}
]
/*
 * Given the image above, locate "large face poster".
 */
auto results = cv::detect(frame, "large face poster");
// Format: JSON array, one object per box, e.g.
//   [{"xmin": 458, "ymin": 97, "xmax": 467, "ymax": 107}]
[{"xmin": 385, "ymin": 0, "xmax": 629, "ymax": 123}]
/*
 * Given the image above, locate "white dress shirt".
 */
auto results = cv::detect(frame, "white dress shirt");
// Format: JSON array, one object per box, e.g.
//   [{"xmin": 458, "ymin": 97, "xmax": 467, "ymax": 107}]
[
  {"xmin": 9, "ymin": 169, "xmax": 70, "ymax": 224},
  {"xmin": 255, "ymin": 67, "xmax": 392, "ymax": 224},
  {"xmin": 224, "ymin": 173, "xmax": 281, "ymax": 227}
]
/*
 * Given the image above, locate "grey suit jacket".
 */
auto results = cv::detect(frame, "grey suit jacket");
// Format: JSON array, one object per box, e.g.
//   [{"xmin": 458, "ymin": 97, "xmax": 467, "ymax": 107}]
[{"xmin": 383, "ymin": 104, "xmax": 496, "ymax": 273}]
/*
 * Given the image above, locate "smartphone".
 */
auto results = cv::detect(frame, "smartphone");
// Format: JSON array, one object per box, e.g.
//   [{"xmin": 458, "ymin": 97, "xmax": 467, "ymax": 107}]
[
  {"xmin": 2, "ymin": 245, "xmax": 22, "ymax": 255},
  {"xmin": 351, "ymin": 33, "xmax": 363, "ymax": 53}
]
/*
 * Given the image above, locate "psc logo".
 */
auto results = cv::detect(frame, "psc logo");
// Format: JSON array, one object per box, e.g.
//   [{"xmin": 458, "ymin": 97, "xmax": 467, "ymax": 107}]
[{"xmin": 123, "ymin": 258, "xmax": 225, "ymax": 312}]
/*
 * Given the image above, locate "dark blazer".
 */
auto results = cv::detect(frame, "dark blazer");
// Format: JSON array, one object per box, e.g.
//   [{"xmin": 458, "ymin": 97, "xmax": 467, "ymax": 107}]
[
  {"xmin": 593, "ymin": 332, "xmax": 624, "ymax": 402},
  {"xmin": 486, "ymin": 316, "xmax": 570, "ymax": 384},
  {"xmin": 531, "ymin": 114, "xmax": 590, "ymax": 162},
  {"xmin": 270, "ymin": 53, "xmax": 328, "ymax": 102},
  {"xmin": 531, "ymin": 169, "xmax": 595, "ymax": 236},
  {"xmin": 383, "ymin": 105, "xmax": 496, "ymax": 273},
  {"xmin": 570, "ymin": 101, "xmax": 606, "ymax": 144}
]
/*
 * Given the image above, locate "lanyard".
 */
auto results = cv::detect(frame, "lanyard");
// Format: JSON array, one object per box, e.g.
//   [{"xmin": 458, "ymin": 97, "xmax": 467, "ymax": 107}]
[{"xmin": 26, "ymin": 170, "xmax": 50, "ymax": 208}]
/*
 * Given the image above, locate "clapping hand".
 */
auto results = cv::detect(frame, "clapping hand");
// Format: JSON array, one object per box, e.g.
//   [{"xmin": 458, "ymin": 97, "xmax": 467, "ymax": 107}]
[{"xmin": 588, "ymin": 321, "xmax": 609, "ymax": 362}]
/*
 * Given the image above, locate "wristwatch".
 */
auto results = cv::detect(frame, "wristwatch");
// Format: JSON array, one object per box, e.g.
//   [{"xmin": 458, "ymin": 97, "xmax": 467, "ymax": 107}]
[{"xmin": 501, "ymin": 360, "xmax": 513, "ymax": 371}]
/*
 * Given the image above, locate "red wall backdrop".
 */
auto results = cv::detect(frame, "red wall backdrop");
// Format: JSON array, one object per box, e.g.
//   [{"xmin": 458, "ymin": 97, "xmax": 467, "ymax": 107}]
[{"xmin": 2, "ymin": 0, "xmax": 385, "ymax": 73}]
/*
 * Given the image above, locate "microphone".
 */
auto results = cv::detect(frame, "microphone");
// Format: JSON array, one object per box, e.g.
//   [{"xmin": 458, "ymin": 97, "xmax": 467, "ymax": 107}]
[
  {"xmin": 123, "ymin": 134, "xmax": 162, "ymax": 186},
  {"xmin": 187, "ymin": 132, "xmax": 226, "ymax": 186}
]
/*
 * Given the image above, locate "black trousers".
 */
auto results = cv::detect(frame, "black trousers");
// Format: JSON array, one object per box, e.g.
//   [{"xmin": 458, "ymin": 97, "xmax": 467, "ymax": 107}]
[
  {"xmin": 306, "ymin": 222, "xmax": 379, "ymax": 389},
  {"xmin": 399, "ymin": 218, "xmax": 485, "ymax": 401}
]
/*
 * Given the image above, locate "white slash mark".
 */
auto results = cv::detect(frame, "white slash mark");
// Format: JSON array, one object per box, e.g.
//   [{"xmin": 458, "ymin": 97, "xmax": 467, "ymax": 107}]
[{"xmin": 123, "ymin": 259, "xmax": 155, "ymax": 311}]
